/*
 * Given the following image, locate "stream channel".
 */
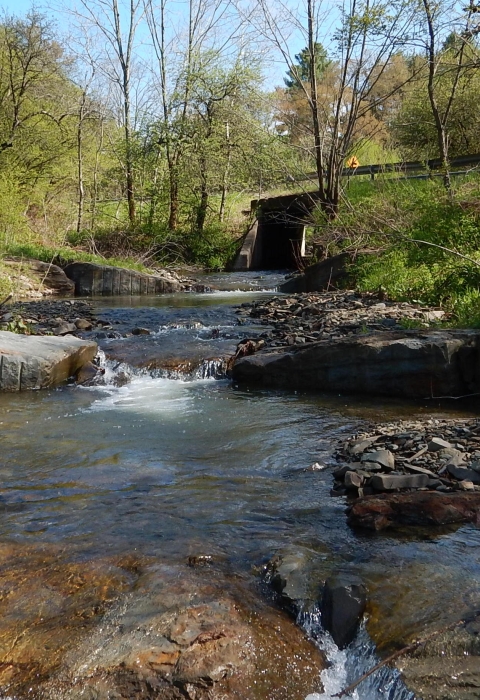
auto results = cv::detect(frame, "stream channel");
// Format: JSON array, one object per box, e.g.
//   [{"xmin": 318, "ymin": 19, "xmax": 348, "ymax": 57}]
[{"xmin": 1, "ymin": 271, "xmax": 480, "ymax": 699}]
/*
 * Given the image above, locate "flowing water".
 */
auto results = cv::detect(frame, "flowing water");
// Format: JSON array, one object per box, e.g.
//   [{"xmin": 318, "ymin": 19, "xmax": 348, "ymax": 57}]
[{"xmin": 1, "ymin": 271, "xmax": 480, "ymax": 698}]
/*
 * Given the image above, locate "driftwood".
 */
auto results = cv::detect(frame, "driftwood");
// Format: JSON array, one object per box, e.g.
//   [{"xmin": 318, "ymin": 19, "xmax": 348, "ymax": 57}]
[{"xmin": 334, "ymin": 610, "xmax": 480, "ymax": 698}]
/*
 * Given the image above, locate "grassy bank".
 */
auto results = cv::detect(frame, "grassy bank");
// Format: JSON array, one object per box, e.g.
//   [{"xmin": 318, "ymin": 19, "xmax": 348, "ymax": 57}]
[{"xmin": 312, "ymin": 174, "xmax": 480, "ymax": 326}]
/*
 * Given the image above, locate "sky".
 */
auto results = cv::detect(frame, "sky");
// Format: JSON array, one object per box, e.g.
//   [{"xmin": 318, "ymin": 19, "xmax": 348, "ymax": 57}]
[{"xmin": 0, "ymin": 0, "xmax": 307, "ymax": 89}]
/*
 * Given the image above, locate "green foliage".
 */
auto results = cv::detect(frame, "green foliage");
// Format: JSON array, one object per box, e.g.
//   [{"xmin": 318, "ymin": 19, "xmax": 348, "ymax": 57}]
[
  {"xmin": 181, "ymin": 223, "xmax": 239, "ymax": 270},
  {"xmin": 334, "ymin": 177, "xmax": 480, "ymax": 327},
  {"xmin": 284, "ymin": 44, "xmax": 330, "ymax": 88},
  {"xmin": 392, "ymin": 46, "xmax": 480, "ymax": 160},
  {"xmin": 3, "ymin": 315, "xmax": 31, "ymax": 334},
  {"xmin": 4, "ymin": 243, "xmax": 154, "ymax": 273}
]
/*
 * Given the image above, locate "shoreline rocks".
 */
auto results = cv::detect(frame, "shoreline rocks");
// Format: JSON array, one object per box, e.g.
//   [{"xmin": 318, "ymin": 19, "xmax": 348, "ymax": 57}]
[
  {"xmin": 347, "ymin": 490, "xmax": 480, "ymax": 530},
  {"xmin": 234, "ymin": 290, "xmax": 448, "ymax": 350},
  {"xmin": 333, "ymin": 418, "xmax": 480, "ymax": 530}
]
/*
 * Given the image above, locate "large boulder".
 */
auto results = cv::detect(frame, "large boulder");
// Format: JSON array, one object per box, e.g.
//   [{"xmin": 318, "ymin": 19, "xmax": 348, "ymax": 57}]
[
  {"xmin": 231, "ymin": 330, "xmax": 480, "ymax": 399},
  {"xmin": 31, "ymin": 560, "xmax": 326, "ymax": 700},
  {"xmin": 63, "ymin": 262, "xmax": 182, "ymax": 296},
  {"xmin": 280, "ymin": 253, "xmax": 351, "ymax": 293},
  {"xmin": 0, "ymin": 331, "xmax": 97, "ymax": 390},
  {"xmin": 4, "ymin": 257, "xmax": 75, "ymax": 296},
  {"xmin": 347, "ymin": 491, "xmax": 480, "ymax": 531}
]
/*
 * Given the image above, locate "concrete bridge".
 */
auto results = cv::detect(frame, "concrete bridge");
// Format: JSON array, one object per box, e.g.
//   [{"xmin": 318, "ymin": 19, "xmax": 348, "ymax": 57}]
[{"xmin": 232, "ymin": 191, "xmax": 321, "ymax": 270}]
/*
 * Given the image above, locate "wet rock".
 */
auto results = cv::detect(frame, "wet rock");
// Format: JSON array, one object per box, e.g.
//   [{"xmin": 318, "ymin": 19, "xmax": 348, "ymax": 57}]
[
  {"xmin": 370, "ymin": 473, "xmax": 429, "ymax": 492},
  {"xmin": 232, "ymin": 330, "xmax": 480, "ymax": 399},
  {"xmin": 347, "ymin": 491, "xmax": 480, "ymax": 530},
  {"xmin": 397, "ymin": 623, "xmax": 480, "ymax": 700},
  {"xmin": 37, "ymin": 562, "xmax": 325, "ymax": 700},
  {"xmin": 75, "ymin": 361, "xmax": 103, "ymax": 385},
  {"xmin": 266, "ymin": 551, "xmax": 322, "ymax": 613},
  {"xmin": 132, "ymin": 327, "xmax": 151, "ymax": 335},
  {"xmin": 320, "ymin": 575, "xmax": 367, "ymax": 649},
  {"xmin": 112, "ymin": 370, "xmax": 131, "ymax": 387}
]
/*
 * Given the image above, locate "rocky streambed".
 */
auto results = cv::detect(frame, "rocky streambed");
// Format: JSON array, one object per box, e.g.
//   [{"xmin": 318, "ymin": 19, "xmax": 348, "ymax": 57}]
[
  {"xmin": 233, "ymin": 290, "xmax": 447, "ymax": 347},
  {"xmin": 333, "ymin": 418, "xmax": 480, "ymax": 530},
  {"xmin": 1, "ymin": 280, "xmax": 480, "ymax": 700}
]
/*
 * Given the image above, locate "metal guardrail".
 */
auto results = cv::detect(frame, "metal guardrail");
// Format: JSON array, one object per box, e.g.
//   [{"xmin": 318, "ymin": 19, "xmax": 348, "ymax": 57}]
[{"xmin": 295, "ymin": 153, "xmax": 480, "ymax": 182}]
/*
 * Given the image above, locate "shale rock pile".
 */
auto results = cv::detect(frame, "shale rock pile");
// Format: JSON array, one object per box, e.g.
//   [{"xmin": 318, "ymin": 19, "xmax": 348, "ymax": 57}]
[
  {"xmin": 334, "ymin": 418, "xmax": 480, "ymax": 498},
  {"xmin": 1, "ymin": 299, "xmax": 99, "ymax": 337},
  {"xmin": 235, "ymin": 291, "xmax": 446, "ymax": 349}
]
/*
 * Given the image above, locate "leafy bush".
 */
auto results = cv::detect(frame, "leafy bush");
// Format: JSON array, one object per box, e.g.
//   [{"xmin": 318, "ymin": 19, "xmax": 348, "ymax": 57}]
[
  {"xmin": 181, "ymin": 223, "xmax": 239, "ymax": 270},
  {"xmin": 316, "ymin": 176, "xmax": 480, "ymax": 326}
]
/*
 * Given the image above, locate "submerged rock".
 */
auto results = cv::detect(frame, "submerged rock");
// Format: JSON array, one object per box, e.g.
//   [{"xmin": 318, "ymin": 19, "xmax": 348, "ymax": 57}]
[{"xmin": 0, "ymin": 546, "xmax": 325, "ymax": 700}]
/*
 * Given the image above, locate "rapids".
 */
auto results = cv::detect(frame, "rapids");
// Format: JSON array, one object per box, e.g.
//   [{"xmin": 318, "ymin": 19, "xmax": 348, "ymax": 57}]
[{"xmin": 0, "ymin": 271, "xmax": 479, "ymax": 699}]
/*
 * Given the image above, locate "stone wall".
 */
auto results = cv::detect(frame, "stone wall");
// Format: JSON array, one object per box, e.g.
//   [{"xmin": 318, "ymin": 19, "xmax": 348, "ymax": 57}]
[{"xmin": 63, "ymin": 262, "xmax": 181, "ymax": 296}]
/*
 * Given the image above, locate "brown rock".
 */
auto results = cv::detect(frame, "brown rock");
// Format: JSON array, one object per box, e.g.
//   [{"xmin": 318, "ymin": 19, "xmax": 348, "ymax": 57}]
[
  {"xmin": 347, "ymin": 491, "xmax": 480, "ymax": 530},
  {"xmin": 26, "ymin": 561, "xmax": 325, "ymax": 700}
]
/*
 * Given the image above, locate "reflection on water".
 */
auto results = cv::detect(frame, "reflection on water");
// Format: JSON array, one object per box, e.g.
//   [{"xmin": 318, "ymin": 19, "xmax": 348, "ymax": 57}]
[{"xmin": 0, "ymin": 279, "xmax": 479, "ymax": 698}]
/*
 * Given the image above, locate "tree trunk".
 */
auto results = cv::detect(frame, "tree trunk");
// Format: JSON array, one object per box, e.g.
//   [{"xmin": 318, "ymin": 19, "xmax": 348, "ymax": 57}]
[
  {"xmin": 422, "ymin": 0, "xmax": 451, "ymax": 194},
  {"xmin": 76, "ymin": 93, "xmax": 86, "ymax": 234},
  {"xmin": 169, "ymin": 174, "xmax": 179, "ymax": 231}
]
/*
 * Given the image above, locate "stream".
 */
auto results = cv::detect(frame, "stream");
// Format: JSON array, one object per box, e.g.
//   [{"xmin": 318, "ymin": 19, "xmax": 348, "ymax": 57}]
[{"xmin": 1, "ymin": 271, "xmax": 480, "ymax": 699}]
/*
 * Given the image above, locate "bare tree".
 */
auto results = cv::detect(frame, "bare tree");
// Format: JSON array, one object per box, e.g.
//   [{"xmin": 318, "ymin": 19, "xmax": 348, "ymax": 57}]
[
  {"xmin": 64, "ymin": 0, "xmax": 145, "ymax": 225},
  {"xmin": 418, "ymin": 0, "xmax": 479, "ymax": 193},
  {"xmin": 243, "ymin": 0, "xmax": 418, "ymax": 218},
  {"xmin": 144, "ymin": 0, "xmax": 246, "ymax": 230}
]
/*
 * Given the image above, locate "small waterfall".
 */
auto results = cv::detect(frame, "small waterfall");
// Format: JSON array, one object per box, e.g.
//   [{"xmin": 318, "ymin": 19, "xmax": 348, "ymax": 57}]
[
  {"xmin": 93, "ymin": 349, "xmax": 228, "ymax": 384},
  {"xmin": 193, "ymin": 358, "xmax": 227, "ymax": 380},
  {"xmin": 298, "ymin": 608, "xmax": 415, "ymax": 700}
]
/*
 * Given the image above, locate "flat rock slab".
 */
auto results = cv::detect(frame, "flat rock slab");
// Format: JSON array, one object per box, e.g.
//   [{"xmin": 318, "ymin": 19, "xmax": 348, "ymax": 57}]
[
  {"xmin": 347, "ymin": 491, "xmax": 480, "ymax": 531},
  {"xmin": 0, "ymin": 331, "xmax": 97, "ymax": 391},
  {"xmin": 232, "ymin": 330, "xmax": 480, "ymax": 398},
  {"xmin": 63, "ymin": 262, "xmax": 182, "ymax": 296}
]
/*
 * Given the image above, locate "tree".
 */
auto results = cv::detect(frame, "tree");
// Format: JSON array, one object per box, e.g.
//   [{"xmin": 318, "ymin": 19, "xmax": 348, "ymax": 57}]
[
  {"xmin": 284, "ymin": 43, "xmax": 329, "ymax": 89},
  {"xmin": 64, "ymin": 0, "xmax": 145, "ymax": 224},
  {"xmin": 415, "ymin": 0, "xmax": 479, "ymax": 191},
  {"xmin": 245, "ymin": 0, "xmax": 418, "ymax": 218},
  {"xmin": 144, "ymin": 0, "xmax": 245, "ymax": 231},
  {"xmin": 393, "ymin": 45, "xmax": 480, "ymax": 159}
]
